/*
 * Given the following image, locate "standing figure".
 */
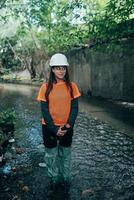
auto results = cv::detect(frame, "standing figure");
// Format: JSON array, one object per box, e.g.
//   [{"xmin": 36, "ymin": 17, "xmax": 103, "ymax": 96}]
[{"xmin": 37, "ymin": 53, "xmax": 81, "ymax": 189}]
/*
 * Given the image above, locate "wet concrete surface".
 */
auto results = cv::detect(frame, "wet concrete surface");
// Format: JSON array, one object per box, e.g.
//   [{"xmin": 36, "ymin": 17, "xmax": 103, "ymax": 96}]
[{"xmin": 0, "ymin": 83, "xmax": 134, "ymax": 200}]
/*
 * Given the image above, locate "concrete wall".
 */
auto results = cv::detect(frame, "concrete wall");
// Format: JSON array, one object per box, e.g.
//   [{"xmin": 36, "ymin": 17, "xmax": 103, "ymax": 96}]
[
  {"xmin": 67, "ymin": 39, "xmax": 134, "ymax": 101},
  {"xmin": 90, "ymin": 51, "xmax": 124, "ymax": 99},
  {"xmin": 67, "ymin": 48, "xmax": 92, "ymax": 95}
]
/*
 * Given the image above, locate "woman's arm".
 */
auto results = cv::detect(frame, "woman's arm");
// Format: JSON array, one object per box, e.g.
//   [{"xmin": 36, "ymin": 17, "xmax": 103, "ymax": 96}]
[
  {"xmin": 41, "ymin": 101, "xmax": 59, "ymax": 135},
  {"xmin": 67, "ymin": 98, "xmax": 78, "ymax": 128}
]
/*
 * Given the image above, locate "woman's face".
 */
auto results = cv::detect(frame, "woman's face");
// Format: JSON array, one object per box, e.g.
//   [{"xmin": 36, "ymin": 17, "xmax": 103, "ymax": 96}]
[{"xmin": 52, "ymin": 66, "xmax": 66, "ymax": 81}]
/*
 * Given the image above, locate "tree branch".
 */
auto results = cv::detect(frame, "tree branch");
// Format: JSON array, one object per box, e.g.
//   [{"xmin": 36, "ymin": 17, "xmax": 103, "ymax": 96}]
[{"xmin": 7, "ymin": 39, "xmax": 22, "ymax": 64}]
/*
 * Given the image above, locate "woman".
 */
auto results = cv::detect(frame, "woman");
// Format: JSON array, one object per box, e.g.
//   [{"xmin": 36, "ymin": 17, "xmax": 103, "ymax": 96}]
[{"xmin": 37, "ymin": 53, "xmax": 81, "ymax": 189}]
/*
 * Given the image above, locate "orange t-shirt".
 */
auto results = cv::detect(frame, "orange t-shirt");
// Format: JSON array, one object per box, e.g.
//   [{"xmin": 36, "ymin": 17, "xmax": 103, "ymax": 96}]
[{"xmin": 37, "ymin": 81, "xmax": 81, "ymax": 126}]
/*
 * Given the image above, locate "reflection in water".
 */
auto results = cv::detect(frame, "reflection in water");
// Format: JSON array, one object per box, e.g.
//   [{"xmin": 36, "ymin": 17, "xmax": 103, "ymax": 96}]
[
  {"xmin": 79, "ymin": 96, "xmax": 134, "ymax": 137},
  {"xmin": 0, "ymin": 83, "xmax": 134, "ymax": 200},
  {"xmin": 0, "ymin": 83, "xmax": 38, "ymax": 97}
]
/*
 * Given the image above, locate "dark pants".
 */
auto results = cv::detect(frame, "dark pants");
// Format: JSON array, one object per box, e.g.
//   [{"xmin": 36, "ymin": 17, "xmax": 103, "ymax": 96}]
[{"xmin": 42, "ymin": 125, "xmax": 73, "ymax": 148}]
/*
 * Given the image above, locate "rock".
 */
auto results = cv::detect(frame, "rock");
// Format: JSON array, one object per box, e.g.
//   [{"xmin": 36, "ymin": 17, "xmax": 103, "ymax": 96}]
[
  {"xmin": 9, "ymin": 138, "xmax": 15, "ymax": 143},
  {"xmin": 100, "ymin": 130, "xmax": 105, "ymax": 134},
  {"xmin": 37, "ymin": 144, "xmax": 44, "ymax": 149},
  {"xmin": 15, "ymin": 148, "xmax": 25, "ymax": 154},
  {"xmin": 38, "ymin": 162, "xmax": 46, "ymax": 167},
  {"xmin": 82, "ymin": 188, "xmax": 95, "ymax": 198},
  {"xmin": 22, "ymin": 186, "xmax": 30, "ymax": 192}
]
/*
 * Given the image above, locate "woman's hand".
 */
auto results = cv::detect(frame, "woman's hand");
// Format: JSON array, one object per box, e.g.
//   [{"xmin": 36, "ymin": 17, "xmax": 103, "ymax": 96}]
[{"xmin": 57, "ymin": 126, "xmax": 67, "ymax": 136}]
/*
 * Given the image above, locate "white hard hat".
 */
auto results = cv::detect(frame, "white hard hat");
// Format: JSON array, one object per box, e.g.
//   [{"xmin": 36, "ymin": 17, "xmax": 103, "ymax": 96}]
[{"xmin": 49, "ymin": 53, "xmax": 69, "ymax": 67}]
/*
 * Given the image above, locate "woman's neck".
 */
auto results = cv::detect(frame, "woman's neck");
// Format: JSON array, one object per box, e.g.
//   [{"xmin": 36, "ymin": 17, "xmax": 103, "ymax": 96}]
[{"xmin": 55, "ymin": 78, "xmax": 65, "ymax": 83}]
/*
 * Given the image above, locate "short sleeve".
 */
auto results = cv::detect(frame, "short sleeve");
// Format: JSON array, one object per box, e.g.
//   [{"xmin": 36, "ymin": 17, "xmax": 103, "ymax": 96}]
[
  {"xmin": 71, "ymin": 82, "xmax": 81, "ymax": 99},
  {"xmin": 36, "ymin": 83, "xmax": 47, "ymax": 102}
]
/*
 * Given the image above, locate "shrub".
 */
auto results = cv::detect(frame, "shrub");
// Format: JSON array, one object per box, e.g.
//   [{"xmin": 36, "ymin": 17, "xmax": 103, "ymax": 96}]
[{"xmin": 0, "ymin": 109, "xmax": 16, "ymax": 125}]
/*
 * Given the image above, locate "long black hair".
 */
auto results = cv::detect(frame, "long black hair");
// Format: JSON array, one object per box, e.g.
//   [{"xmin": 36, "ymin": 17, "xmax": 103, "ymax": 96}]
[{"xmin": 45, "ymin": 66, "xmax": 73, "ymax": 102}]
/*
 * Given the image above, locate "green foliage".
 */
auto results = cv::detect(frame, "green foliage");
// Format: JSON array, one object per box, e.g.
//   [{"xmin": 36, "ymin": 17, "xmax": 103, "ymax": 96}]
[
  {"xmin": 89, "ymin": 0, "xmax": 134, "ymax": 48},
  {"xmin": 0, "ymin": 68, "xmax": 11, "ymax": 75},
  {"xmin": 0, "ymin": 36, "xmax": 21, "ymax": 69},
  {"xmin": 0, "ymin": 108, "xmax": 16, "ymax": 125},
  {"xmin": 0, "ymin": 0, "xmax": 134, "ymax": 58},
  {"xmin": 105, "ymin": 0, "xmax": 134, "ymax": 21}
]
